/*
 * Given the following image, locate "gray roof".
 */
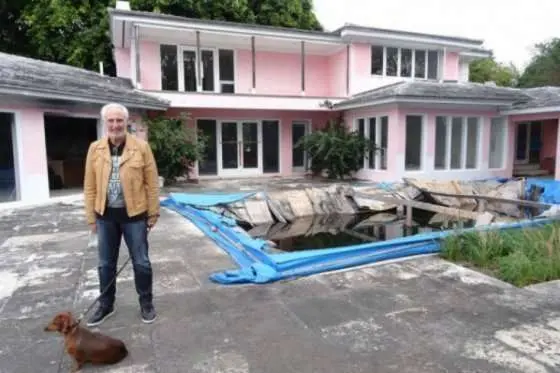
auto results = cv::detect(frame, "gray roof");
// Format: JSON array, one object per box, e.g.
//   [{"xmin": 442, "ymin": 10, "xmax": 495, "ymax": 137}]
[
  {"xmin": 109, "ymin": 8, "xmax": 485, "ymax": 47},
  {"xmin": 0, "ymin": 52, "xmax": 169, "ymax": 110},
  {"xmin": 334, "ymin": 81, "xmax": 530, "ymax": 109},
  {"xmin": 510, "ymin": 87, "xmax": 560, "ymax": 111}
]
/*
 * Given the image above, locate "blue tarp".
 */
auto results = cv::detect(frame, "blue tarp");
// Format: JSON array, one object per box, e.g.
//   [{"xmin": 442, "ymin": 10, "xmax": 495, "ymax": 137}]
[{"xmin": 161, "ymin": 181, "xmax": 560, "ymax": 285}]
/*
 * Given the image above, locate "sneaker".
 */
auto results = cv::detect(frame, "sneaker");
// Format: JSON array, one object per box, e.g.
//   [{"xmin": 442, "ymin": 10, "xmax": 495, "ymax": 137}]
[
  {"xmin": 86, "ymin": 305, "xmax": 115, "ymax": 327},
  {"xmin": 140, "ymin": 304, "xmax": 157, "ymax": 324}
]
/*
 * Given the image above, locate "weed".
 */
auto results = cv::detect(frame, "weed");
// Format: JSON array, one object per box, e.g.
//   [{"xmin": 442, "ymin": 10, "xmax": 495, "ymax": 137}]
[{"xmin": 440, "ymin": 222, "xmax": 560, "ymax": 287}]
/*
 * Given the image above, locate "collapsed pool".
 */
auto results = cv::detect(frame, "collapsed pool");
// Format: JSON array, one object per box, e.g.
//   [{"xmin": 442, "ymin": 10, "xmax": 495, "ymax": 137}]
[{"xmin": 161, "ymin": 177, "xmax": 560, "ymax": 285}]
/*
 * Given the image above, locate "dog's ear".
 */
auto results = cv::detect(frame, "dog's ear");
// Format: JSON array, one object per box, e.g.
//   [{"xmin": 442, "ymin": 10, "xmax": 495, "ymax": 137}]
[{"xmin": 59, "ymin": 312, "xmax": 73, "ymax": 334}]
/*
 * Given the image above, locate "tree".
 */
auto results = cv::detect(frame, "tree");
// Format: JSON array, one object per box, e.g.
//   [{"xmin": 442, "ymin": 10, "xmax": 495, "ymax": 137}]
[
  {"xmin": 7, "ymin": 0, "xmax": 322, "ymax": 75},
  {"xmin": 517, "ymin": 38, "xmax": 560, "ymax": 88},
  {"xmin": 469, "ymin": 57, "xmax": 519, "ymax": 87}
]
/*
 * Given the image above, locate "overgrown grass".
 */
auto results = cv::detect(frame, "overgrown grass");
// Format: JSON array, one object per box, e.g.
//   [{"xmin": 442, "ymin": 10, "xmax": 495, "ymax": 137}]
[{"xmin": 440, "ymin": 222, "xmax": 560, "ymax": 287}]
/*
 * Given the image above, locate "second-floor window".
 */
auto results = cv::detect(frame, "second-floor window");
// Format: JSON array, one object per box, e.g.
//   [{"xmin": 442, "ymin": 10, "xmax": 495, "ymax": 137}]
[
  {"xmin": 160, "ymin": 44, "xmax": 235, "ymax": 93},
  {"xmin": 371, "ymin": 45, "xmax": 439, "ymax": 80}
]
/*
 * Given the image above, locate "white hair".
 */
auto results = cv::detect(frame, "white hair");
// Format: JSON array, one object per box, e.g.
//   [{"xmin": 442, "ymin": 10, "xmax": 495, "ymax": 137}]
[{"xmin": 100, "ymin": 103, "xmax": 129, "ymax": 120}]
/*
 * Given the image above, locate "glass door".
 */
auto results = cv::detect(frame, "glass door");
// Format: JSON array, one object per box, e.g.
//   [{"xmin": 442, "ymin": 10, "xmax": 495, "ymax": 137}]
[
  {"xmin": 515, "ymin": 123, "xmax": 529, "ymax": 164},
  {"xmin": 218, "ymin": 121, "xmax": 262, "ymax": 176},
  {"xmin": 292, "ymin": 121, "xmax": 311, "ymax": 171}
]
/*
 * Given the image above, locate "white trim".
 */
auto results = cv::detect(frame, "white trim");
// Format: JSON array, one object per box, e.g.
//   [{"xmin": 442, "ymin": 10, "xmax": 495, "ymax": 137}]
[
  {"xmin": 340, "ymin": 29, "xmax": 487, "ymax": 51},
  {"xmin": 459, "ymin": 50, "xmax": 493, "ymax": 59},
  {"xmin": 336, "ymin": 97, "xmax": 515, "ymax": 110},
  {"xmin": 500, "ymin": 106, "xmax": 560, "ymax": 115},
  {"xmin": 353, "ymin": 114, "xmax": 390, "ymax": 171},
  {"xmin": 112, "ymin": 16, "xmax": 343, "ymax": 45}
]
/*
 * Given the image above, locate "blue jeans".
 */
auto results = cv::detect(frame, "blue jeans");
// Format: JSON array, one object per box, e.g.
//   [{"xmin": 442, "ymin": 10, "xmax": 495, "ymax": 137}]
[{"xmin": 96, "ymin": 218, "xmax": 153, "ymax": 308}]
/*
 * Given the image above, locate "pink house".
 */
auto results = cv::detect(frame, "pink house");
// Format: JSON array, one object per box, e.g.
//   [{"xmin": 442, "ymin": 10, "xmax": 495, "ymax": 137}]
[{"xmin": 1, "ymin": 0, "xmax": 559, "ymax": 206}]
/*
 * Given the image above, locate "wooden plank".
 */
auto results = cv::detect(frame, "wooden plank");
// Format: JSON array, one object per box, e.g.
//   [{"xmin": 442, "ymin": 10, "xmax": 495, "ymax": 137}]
[
  {"xmin": 353, "ymin": 192, "xmax": 483, "ymax": 220},
  {"xmin": 409, "ymin": 187, "xmax": 551, "ymax": 209}
]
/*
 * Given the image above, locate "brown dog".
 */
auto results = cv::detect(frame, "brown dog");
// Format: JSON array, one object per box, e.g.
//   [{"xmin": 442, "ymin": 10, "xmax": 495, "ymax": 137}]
[{"xmin": 44, "ymin": 312, "xmax": 128, "ymax": 372}]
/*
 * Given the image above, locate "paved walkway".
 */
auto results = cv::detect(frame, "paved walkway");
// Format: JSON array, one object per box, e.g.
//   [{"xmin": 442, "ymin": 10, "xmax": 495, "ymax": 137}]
[{"xmin": 1, "ymin": 198, "xmax": 560, "ymax": 372}]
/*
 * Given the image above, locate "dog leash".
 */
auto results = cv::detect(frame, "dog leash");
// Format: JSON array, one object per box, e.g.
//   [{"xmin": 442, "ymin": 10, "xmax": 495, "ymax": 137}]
[{"xmin": 74, "ymin": 255, "xmax": 132, "ymax": 326}]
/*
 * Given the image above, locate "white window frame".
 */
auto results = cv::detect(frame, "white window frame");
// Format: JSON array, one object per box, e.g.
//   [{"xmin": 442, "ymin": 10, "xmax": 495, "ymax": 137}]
[
  {"xmin": 434, "ymin": 116, "xmax": 482, "ymax": 171},
  {"xmin": 354, "ymin": 116, "xmax": 389, "ymax": 171},
  {"xmin": 370, "ymin": 46, "xmax": 439, "ymax": 80},
  {"xmin": 489, "ymin": 116, "xmax": 507, "ymax": 170},
  {"xmin": 217, "ymin": 49, "xmax": 236, "ymax": 94}
]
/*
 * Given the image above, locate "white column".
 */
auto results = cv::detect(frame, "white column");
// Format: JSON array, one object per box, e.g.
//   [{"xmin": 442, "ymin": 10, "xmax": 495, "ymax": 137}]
[{"xmin": 13, "ymin": 109, "xmax": 50, "ymax": 203}]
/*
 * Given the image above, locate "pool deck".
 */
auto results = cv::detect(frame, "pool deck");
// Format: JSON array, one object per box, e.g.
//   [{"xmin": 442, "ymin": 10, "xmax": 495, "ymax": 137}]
[{"xmin": 2, "ymin": 191, "xmax": 560, "ymax": 372}]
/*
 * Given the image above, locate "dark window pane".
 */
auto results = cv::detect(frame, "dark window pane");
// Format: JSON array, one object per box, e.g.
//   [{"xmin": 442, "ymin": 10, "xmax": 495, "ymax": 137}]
[
  {"xmin": 371, "ymin": 46, "xmax": 383, "ymax": 75},
  {"xmin": 262, "ymin": 120, "xmax": 279, "ymax": 173},
  {"xmin": 415, "ymin": 50, "xmax": 426, "ymax": 78},
  {"xmin": 160, "ymin": 45, "xmax": 178, "ymax": 91},
  {"xmin": 380, "ymin": 116, "xmax": 388, "ymax": 170},
  {"xmin": 221, "ymin": 122, "xmax": 238, "ymax": 169},
  {"xmin": 450, "ymin": 117, "xmax": 463, "ymax": 169},
  {"xmin": 466, "ymin": 117, "xmax": 479, "ymax": 169},
  {"xmin": 221, "ymin": 83, "xmax": 235, "ymax": 93},
  {"xmin": 197, "ymin": 120, "xmax": 217, "ymax": 175},
  {"xmin": 405, "ymin": 115, "xmax": 423, "ymax": 170},
  {"xmin": 242, "ymin": 122, "xmax": 258, "ymax": 168},
  {"xmin": 434, "ymin": 116, "xmax": 447, "ymax": 169},
  {"xmin": 0, "ymin": 113, "xmax": 16, "ymax": 202},
  {"xmin": 427, "ymin": 50, "xmax": 439, "ymax": 80},
  {"xmin": 183, "ymin": 50, "xmax": 197, "ymax": 92},
  {"xmin": 201, "ymin": 50, "xmax": 214, "ymax": 92},
  {"xmin": 219, "ymin": 50, "xmax": 234, "ymax": 81},
  {"xmin": 368, "ymin": 117, "xmax": 376, "ymax": 169},
  {"xmin": 386, "ymin": 47, "xmax": 398, "ymax": 76},
  {"xmin": 292, "ymin": 123, "xmax": 307, "ymax": 168},
  {"xmin": 400, "ymin": 48, "xmax": 412, "ymax": 77}
]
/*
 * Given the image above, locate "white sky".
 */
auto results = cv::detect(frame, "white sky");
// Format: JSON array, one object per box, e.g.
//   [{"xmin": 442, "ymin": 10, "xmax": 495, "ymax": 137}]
[{"xmin": 313, "ymin": 0, "xmax": 559, "ymax": 71}]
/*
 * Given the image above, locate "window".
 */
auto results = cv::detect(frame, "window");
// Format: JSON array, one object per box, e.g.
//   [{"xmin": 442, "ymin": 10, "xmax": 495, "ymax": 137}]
[
  {"xmin": 489, "ymin": 117, "xmax": 506, "ymax": 169},
  {"xmin": 219, "ymin": 49, "xmax": 235, "ymax": 93},
  {"xmin": 355, "ymin": 116, "xmax": 389, "ymax": 170},
  {"xmin": 370, "ymin": 46, "xmax": 439, "ymax": 80},
  {"xmin": 371, "ymin": 46, "xmax": 383, "ymax": 75},
  {"xmin": 405, "ymin": 115, "xmax": 423, "ymax": 171},
  {"xmin": 159, "ymin": 45, "xmax": 235, "ymax": 93},
  {"xmin": 434, "ymin": 116, "xmax": 480, "ymax": 170},
  {"xmin": 160, "ymin": 44, "xmax": 178, "ymax": 91}
]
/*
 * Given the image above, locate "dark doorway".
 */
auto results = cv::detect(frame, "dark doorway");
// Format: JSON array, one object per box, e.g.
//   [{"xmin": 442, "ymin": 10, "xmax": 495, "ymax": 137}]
[
  {"xmin": 197, "ymin": 119, "xmax": 218, "ymax": 176},
  {"xmin": 0, "ymin": 113, "xmax": 17, "ymax": 202},
  {"xmin": 44, "ymin": 115, "xmax": 98, "ymax": 192}
]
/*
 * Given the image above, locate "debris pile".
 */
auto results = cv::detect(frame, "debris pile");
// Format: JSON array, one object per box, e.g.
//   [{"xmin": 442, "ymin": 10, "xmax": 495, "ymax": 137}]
[{"xmin": 215, "ymin": 177, "xmax": 553, "ymax": 228}]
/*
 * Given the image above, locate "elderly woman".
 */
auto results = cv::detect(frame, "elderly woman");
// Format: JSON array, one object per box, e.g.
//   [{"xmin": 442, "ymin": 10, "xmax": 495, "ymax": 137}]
[{"xmin": 83, "ymin": 103, "xmax": 160, "ymax": 326}]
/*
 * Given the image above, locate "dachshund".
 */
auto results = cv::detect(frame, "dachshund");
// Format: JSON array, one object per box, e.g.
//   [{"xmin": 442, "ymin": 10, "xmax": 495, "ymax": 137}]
[{"xmin": 44, "ymin": 311, "xmax": 128, "ymax": 372}]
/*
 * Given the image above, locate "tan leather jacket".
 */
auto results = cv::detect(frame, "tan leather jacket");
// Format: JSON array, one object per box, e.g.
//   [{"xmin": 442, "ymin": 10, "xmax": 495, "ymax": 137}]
[{"xmin": 83, "ymin": 133, "xmax": 160, "ymax": 225}]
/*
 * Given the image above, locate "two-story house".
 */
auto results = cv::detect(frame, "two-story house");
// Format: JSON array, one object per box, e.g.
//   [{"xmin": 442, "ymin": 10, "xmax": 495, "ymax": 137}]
[
  {"xmin": 1, "ymin": 1, "xmax": 559, "ymax": 206},
  {"xmin": 108, "ymin": 1, "xmax": 541, "ymax": 183}
]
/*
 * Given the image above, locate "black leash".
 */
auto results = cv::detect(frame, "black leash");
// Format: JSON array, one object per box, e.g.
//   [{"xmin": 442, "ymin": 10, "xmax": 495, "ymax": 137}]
[{"xmin": 74, "ymin": 255, "xmax": 132, "ymax": 326}]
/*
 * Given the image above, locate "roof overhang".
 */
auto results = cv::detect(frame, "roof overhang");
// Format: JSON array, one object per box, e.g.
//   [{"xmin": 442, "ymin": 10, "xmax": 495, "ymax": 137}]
[
  {"xmin": 334, "ymin": 96, "xmax": 518, "ymax": 111},
  {"xmin": 339, "ymin": 28, "xmax": 487, "ymax": 52},
  {"xmin": 109, "ymin": 9, "xmax": 342, "ymax": 49},
  {"xmin": 0, "ymin": 86, "xmax": 169, "ymax": 111},
  {"xmin": 500, "ymin": 106, "xmax": 560, "ymax": 116}
]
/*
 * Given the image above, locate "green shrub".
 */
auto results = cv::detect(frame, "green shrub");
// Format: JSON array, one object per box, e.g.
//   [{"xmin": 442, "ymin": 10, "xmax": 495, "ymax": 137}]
[
  {"xmin": 295, "ymin": 119, "xmax": 373, "ymax": 179},
  {"xmin": 441, "ymin": 223, "xmax": 560, "ymax": 287},
  {"xmin": 144, "ymin": 113, "xmax": 207, "ymax": 184}
]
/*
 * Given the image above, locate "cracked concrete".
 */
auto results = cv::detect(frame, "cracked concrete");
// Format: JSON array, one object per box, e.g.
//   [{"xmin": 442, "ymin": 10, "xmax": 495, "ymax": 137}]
[{"xmin": 2, "ymin": 199, "xmax": 560, "ymax": 372}]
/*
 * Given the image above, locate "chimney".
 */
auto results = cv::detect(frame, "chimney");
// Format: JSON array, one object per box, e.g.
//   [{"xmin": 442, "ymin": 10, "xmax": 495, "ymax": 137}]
[{"xmin": 116, "ymin": 1, "xmax": 131, "ymax": 10}]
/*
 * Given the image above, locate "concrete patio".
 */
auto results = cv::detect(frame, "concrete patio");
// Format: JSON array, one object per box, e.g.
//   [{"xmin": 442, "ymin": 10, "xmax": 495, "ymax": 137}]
[{"xmin": 1, "ymin": 196, "xmax": 560, "ymax": 373}]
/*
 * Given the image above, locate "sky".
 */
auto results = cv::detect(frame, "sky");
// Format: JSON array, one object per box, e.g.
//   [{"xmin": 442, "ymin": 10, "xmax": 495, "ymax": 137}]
[{"xmin": 313, "ymin": 0, "xmax": 559, "ymax": 71}]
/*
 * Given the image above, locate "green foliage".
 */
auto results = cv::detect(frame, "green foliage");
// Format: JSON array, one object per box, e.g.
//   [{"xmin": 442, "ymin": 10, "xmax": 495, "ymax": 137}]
[
  {"xmin": 296, "ymin": 119, "xmax": 371, "ymax": 179},
  {"xmin": 1, "ymin": 0, "xmax": 322, "ymax": 74},
  {"xmin": 441, "ymin": 223, "xmax": 560, "ymax": 287},
  {"xmin": 144, "ymin": 113, "xmax": 207, "ymax": 184},
  {"xmin": 469, "ymin": 57, "xmax": 519, "ymax": 87},
  {"xmin": 518, "ymin": 38, "xmax": 560, "ymax": 88}
]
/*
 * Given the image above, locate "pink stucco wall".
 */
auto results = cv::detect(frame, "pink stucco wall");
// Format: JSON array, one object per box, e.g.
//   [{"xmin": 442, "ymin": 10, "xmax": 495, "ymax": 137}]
[
  {"xmin": 444, "ymin": 52, "xmax": 460, "ymax": 81},
  {"xmin": 540, "ymin": 119, "xmax": 558, "ymax": 162},
  {"xmin": 165, "ymin": 108, "xmax": 338, "ymax": 178},
  {"xmin": 328, "ymin": 48, "xmax": 347, "ymax": 97},
  {"xmin": 114, "ymin": 47, "xmax": 131, "ymax": 79}
]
